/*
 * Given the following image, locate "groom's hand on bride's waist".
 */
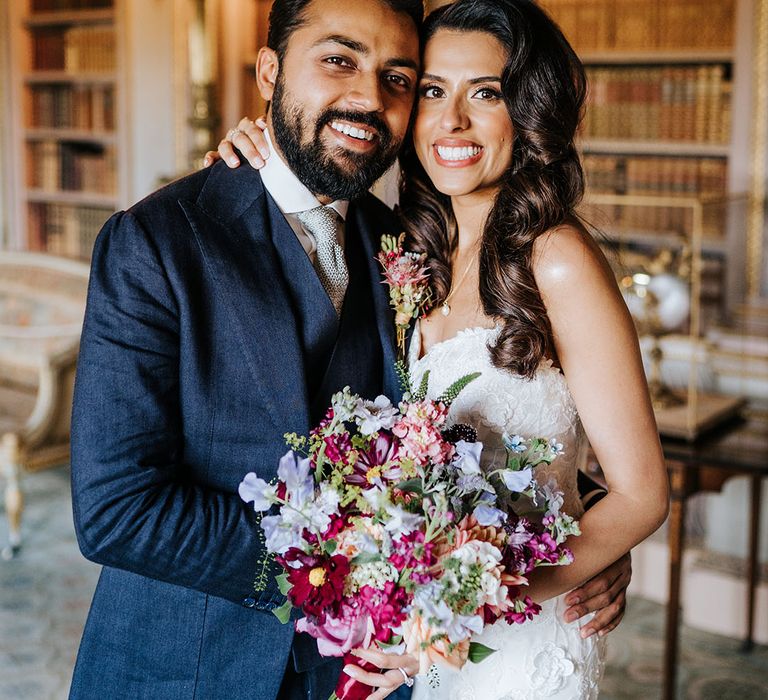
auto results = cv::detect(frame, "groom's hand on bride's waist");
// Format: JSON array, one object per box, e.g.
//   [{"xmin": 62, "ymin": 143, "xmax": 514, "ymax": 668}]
[{"xmin": 563, "ymin": 552, "xmax": 632, "ymax": 638}]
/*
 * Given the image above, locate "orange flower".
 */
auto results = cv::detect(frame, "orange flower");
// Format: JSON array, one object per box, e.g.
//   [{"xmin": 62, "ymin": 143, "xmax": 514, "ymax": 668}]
[{"xmin": 401, "ymin": 612, "xmax": 470, "ymax": 675}]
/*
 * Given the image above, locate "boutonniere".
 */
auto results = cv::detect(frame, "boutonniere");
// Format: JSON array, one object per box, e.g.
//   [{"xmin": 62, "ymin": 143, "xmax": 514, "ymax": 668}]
[{"xmin": 377, "ymin": 234, "xmax": 433, "ymax": 358}]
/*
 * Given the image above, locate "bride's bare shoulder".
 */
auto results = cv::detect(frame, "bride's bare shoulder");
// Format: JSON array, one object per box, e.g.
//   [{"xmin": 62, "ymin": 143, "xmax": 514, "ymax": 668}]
[{"xmin": 530, "ymin": 221, "xmax": 614, "ymax": 292}]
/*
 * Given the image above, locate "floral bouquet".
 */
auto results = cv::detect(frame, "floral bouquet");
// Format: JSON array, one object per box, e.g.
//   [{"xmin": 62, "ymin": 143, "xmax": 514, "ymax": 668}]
[{"xmin": 239, "ymin": 373, "xmax": 580, "ymax": 700}]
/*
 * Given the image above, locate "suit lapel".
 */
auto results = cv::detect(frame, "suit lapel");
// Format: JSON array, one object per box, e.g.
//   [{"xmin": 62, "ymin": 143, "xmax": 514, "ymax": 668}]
[
  {"xmin": 352, "ymin": 201, "xmax": 401, "ymax": 401},
  {"xmin": 180, "ymin": 167, "xmax": 310, "ymax": 436}
]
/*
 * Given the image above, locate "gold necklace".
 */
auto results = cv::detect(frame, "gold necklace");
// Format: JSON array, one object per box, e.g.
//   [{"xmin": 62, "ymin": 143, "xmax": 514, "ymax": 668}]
[{"xmin": 441, "ymin": 250, "xmax": 479, "ymax": 317}]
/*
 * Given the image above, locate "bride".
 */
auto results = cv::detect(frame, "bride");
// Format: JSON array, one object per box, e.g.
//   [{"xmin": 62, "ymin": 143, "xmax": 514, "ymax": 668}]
[{"xmin": 210, "ymin": 1, "xmax": 669, "ymax": 698}]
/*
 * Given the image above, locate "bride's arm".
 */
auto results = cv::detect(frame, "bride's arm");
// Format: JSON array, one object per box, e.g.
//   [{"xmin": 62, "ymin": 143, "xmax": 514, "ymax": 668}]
[{"xmin": 525, "ymin": 223, "xmax": 669, "ymax": 603}]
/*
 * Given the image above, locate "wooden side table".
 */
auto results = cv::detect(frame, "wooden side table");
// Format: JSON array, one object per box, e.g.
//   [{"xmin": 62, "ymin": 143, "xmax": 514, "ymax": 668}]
[{"xmin": 660, "ymin": 408, "xmax": 768, "ymax": 700}]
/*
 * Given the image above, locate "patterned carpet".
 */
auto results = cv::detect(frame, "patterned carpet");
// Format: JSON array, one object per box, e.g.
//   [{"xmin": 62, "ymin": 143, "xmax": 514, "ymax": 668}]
[{"xmin": 1, "ymin": 465, "xmax": 766, "ymax": 700}]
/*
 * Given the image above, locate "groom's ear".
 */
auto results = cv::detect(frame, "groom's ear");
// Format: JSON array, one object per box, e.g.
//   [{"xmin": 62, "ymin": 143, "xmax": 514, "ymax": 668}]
[{"xmin": 255, "ymin": 47, "xmax": 280, "ymax": 103}]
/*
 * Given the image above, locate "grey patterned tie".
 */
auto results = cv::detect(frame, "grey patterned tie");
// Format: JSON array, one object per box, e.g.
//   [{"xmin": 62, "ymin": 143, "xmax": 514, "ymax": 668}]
[{"xmin": 297, "ymin": 206, "xmax": 349, "ymax": 315}]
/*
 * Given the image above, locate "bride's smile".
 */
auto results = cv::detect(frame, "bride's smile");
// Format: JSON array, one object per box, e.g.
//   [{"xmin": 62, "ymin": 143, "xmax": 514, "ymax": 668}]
[{"xmin": 414, "ymin": 30, "xmax": 514, "ymax": 202}]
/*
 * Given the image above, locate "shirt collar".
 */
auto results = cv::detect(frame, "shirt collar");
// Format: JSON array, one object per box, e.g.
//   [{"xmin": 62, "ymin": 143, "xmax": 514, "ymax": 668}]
[{"xmin": 260, "ymin": 129, "xmax": 349, "ymax": 221}]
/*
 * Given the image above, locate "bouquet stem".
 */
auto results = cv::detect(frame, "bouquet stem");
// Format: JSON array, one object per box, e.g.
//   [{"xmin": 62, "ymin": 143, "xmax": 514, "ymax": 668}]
[{"xmin": 329, "ymin": 653, "xmax": 382, "ymax": 700}]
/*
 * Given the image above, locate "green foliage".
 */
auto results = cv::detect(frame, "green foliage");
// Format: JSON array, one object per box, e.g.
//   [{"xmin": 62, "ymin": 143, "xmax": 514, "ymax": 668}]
[
  {"xmin": 413, "ymin": 369, "xmax": 431, "ymax": 401},
  {"xmin": 468, "ymin": 642, "xmax": 497, "ymax": 664},
  {"xmin": 276, "ymin": 572, "xmax": 292, "ymax": 596},
  {"xmin": 396, "ymin": 478, "xmax": 423, "ymax": 495},
  {"xmin": 272, "ymin": 599, "xmax": 293, "ymax": 625},
  {"xmin": 436, "ymin": 372, "xmax": 482, "ymax": 406},
  {"xmin": 395, "ymin": 359, "xmax": 412, "ymax": 396}
]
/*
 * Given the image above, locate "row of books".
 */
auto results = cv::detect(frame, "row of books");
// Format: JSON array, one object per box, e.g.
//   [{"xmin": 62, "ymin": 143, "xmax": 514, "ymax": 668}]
[
  {"xmin": 29, "ymin": 84, "xmax": 115, "ymax": 131},
  {"xmin": 539, "ymin": 0, "xmax": 735, "ymax": 52},
  {"xmin": 27, "ymin": 140, "xmax": 116, "ymax": 194},
  {"xmin": 583, "ymin": 154, "xmax": 728, "ymax": 236},
  {"xmin": 582, "ymin": 65, "xmax": 731, "ymax": 143},
  {"xmin": 27, "ymin": 202, "xmax": 111, "ymax": 260},
  {"xmin": 32, "ymin": 0, "xmax": 112, "ymax": 11},
  {"xmin": 32, "ymin": 26, "xmax": 115, "ymax": 73}
]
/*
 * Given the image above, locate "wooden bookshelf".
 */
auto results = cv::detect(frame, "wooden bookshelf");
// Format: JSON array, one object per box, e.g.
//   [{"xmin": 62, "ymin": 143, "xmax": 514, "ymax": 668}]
[
  {"xmin": 8, "ymin": 0, "xmax": 123, "ymax": 261},
  {"xmin": 541, "ymin": 0, "xmax": 753, "ymax": 321}
]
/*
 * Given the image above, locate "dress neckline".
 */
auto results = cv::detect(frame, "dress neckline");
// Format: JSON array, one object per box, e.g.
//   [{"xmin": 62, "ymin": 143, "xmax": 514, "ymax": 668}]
[
  {"xmin": 409, "ymin": 320, "xmax": 563, "ymax": 376},
  {"xmin": 411, "ymin": 320, "xmax": 501, "ymax": 364}
]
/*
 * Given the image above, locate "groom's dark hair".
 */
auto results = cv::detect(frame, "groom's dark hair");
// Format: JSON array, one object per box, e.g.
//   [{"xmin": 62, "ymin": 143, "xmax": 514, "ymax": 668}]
[{"xmin": 267, "ymin": 0, "xmax": 424, "ymax": 60}]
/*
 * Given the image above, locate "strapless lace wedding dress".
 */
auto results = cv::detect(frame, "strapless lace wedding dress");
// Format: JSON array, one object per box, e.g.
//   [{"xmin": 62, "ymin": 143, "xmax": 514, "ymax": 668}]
[{"xmin": 408, "ymin": 324, "xmax": 605, "ymax": 700}]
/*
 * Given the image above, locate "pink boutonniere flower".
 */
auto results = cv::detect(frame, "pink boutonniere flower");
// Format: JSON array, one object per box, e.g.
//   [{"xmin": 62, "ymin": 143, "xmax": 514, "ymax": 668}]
[{"xmin": 377, "ymin": 234, "xmax": 433, "ymax": 358}]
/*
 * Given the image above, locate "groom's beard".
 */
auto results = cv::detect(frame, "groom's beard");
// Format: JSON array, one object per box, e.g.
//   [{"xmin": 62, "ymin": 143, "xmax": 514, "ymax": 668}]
[{"xmin": 270, "ymin": 74, "xmax": 402, "ymax": 201}]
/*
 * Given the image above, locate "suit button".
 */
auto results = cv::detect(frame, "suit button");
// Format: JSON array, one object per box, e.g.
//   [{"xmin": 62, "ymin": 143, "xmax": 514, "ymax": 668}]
[{"xmin": 242, "ymin": 595, "xmax": 256, "ymax": 608}]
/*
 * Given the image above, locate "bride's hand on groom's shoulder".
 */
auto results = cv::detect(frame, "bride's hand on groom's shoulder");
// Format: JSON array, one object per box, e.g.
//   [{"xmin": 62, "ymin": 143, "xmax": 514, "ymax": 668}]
[
  {"xmin": 343, "ymin": 646, "xmax": 420, "ymax": 700},
  {"xmin": 203, "ymin": 117, "xmax": 270, "ymax": 170},
  {"xmin": 563, "ymin": 551, "xmax": 632, "ymax": 638}
]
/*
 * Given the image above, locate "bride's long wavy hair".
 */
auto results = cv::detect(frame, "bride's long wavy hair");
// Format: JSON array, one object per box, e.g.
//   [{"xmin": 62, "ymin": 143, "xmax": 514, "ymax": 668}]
[{"xmin": 399, "ymin": 0, "xmax": 587, "ymax": 378}]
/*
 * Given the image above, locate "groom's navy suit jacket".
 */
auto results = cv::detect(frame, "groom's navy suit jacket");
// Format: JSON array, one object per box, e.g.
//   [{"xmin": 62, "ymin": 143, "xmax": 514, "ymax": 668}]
[{"xmin": 69, "ymin": 161, "xmax": 403, "ymax": 699}]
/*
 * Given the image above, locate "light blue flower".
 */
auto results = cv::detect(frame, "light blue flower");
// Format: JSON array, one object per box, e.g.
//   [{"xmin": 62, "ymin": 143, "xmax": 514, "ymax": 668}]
[
  {"xmin": 501, "ymin": 466, "xmax": 533, "ymax": 493},
  {"xmin": 473, "ymin": 504, "xmax": 508, "ymax": 527},
  {"xmin": 503, "ymin": 433, "xmax": 528, "ymax": 453},
  {"xmin": 548, "ymin": 438, "xmax": 565, "ymax": 456},
  {"xmin": 238, "ymin": 472, "xmax": 277, "ymax": 512}
]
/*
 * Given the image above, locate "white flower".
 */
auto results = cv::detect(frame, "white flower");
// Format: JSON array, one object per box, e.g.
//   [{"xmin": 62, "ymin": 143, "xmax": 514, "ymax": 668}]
[
  {"xmin": 346, "ymin": 560, "xmax": 398, "ymax": 593},
  {"xmin": 536, "ymin": 478, "xmax": 564, "ymax": 517},
  {"xmin": 277, "ymin": 451, "xmax": 314, "ymax": 509},
  {"xmin": 336, "ymin": 527, "xmax": 378, "ymax": 559},
  {"xmin": 304, "ymin": 482, "xmax": 340, "ymax": 532},
  {"xmin": 413, "ymin": 585, "xmax": 484, "ymax": 644},
  {"xmin": 330, "ymin": 386, "xmax": 360, "ymax": 422},
  {"xmin": 501, "ymin": 467, "xmax": 533, "ymax": 493},
  {"xmin": 452, "ymin": 440, "xmax": 484, "ymax": 475},
  {"xmin": 238, "ymin": 472, "xmax": 277, "ymax": 511},
  {"xmin": 383, "ymin": 503, "xmax": 424, "ymax": 538},
  {"xmin": 529, "ymin": 642, "xmax": 575, "ymax": 694},
  {"xmin": 261, "ymin": 514, "xmax": 304, "ymax": 554},
  {"xmin": 449, "ymin": 541, "xmax": 507, "ymax": 607},
  {"xmin": 354, "ymin": 395, "xmax": 399, "ymax": 436}
]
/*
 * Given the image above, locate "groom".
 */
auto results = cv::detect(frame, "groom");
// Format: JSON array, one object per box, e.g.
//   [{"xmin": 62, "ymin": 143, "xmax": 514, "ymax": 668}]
[{"xmin": 70, "ymin": 1, "xmax": 630, "ymax": 699}]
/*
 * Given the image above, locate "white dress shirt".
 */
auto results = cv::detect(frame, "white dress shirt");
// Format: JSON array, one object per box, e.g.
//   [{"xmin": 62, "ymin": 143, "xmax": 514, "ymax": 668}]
[{"xmin": 258, "ymin": 129, "xmax": 349, "ymax": 262}]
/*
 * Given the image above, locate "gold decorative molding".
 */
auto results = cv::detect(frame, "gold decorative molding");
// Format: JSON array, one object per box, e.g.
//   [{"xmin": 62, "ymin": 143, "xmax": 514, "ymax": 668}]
[{"xmin": 748, "ymin": 0, "xmax": 768, "ymax": 298}]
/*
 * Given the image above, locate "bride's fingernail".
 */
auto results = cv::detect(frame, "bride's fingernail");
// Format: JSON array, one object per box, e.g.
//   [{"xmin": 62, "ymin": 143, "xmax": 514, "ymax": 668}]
[
  {"xmin": 565, "ymin": 611, "xmax": 577, "ymax": 623},
  {"xmin": 228, "ymin": 157, "xmax": 239, "ymax": 167},
  {"xmin": 343, "ymin": 665, "xmax": 358, "ymax": 676}
]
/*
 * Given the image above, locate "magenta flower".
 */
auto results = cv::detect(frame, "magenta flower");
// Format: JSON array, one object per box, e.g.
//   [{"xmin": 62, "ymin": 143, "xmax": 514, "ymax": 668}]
[
  {"xmin": 504, "ymin": 596, "xmax": 542, "ymax": 624},
  {"xmin": 345, "ymin": 433, "xmax": 401, "ymax": 488}
]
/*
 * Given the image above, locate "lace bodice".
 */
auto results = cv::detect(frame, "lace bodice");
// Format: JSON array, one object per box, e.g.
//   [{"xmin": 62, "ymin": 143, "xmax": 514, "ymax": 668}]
[
  {"xmin": 408, "ymin": 323, "xmax": 604, "ymax": 700},
  {"xmin": 408, "ymin": 324, "xmax": 587, "ymax": 519}
]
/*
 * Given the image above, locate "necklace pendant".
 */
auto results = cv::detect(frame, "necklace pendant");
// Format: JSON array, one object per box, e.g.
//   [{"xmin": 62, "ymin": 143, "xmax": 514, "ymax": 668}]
[{"xmin": 441, "ymin": 302, "xmax": 451, "ymax": 317}]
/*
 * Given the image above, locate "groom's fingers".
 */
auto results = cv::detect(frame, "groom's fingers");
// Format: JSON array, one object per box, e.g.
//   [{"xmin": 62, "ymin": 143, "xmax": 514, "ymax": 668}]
[
  {"xmin": 581, "ymin": 589, "xmax": 626, "ymax": 639},
  {"xmin": 564, "ymin": 552, "xmax": 631, "ymax": 614},
  {"xmin": 564, "ymin": 565, "xmax": 629, "ymax": 636}
]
